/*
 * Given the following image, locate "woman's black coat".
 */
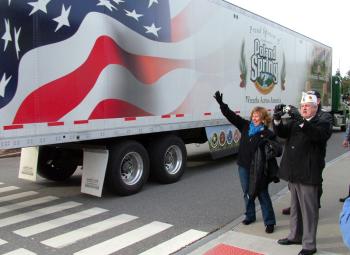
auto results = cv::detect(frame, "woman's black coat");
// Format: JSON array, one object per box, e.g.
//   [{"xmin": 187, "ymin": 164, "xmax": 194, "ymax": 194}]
[
  {"xmin": 249, "ymin": 138, "xmax": 282, "ymax": 198},
  {"xmin": 219, "ymin": 103, "xmax": 281, "ymax": 197}
]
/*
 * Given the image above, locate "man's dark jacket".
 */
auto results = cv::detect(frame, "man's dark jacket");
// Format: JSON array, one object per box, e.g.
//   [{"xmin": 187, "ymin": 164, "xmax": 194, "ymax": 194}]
[{"xmin": 273, "ymin": 115, "xmax": 329, "ymax": 185}]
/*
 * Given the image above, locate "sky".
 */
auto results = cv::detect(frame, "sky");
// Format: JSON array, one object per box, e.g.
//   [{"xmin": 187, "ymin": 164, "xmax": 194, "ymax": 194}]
[{"xmin": 227, "ymin": 0, "xmax": 350, "ymax": 76}]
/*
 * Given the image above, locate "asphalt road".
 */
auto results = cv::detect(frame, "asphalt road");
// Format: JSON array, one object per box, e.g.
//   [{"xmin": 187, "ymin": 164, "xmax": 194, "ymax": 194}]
[{"xmin": 0, "ymin": 130, "xmax": 347, "ymax": 255}]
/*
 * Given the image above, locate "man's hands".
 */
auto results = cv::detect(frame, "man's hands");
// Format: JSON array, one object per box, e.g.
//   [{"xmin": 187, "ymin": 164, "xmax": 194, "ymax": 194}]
[
  {"xmin": 273, "ymin": 104, "xmax": 304, "ymax": 124},
  {"xmin": 288, "ymin": 105, "xmax": 304, "ymax": 123},
  {"xmin": 214, "ymin": 91, "xmax": 224, "ymax": 106},
  {"xmin": 273, "ymin": 104, "xmax": 286, "ymax": 121}
]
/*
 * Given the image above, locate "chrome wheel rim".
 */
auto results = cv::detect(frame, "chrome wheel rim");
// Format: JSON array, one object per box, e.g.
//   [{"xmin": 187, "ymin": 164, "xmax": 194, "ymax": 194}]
[
  {"xmin": 120, "ymin": 152, "xmax": 143, "ymax": 185},
  {"xmin": 164, "ymin": 145, "xmax": 182, "ymax": 175}
]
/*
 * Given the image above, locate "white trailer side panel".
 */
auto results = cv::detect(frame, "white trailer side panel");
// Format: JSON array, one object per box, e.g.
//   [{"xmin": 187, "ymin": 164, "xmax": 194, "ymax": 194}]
[{"xmin": 0, "ymin": 0, "xmax": 332, "ymax": 149}]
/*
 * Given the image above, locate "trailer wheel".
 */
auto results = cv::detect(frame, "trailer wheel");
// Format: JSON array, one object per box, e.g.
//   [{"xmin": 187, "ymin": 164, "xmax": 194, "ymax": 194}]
[
  {"xmin": 149, "ymin": 135, "xmax": 186, "ymax": 184},
  {"xmin": 106, "ymin": 140, "xmax": 149, "ymax": 196},
  {"xmin": 37, "ymin": 147, "xmax": 81, "ymax": 181}
]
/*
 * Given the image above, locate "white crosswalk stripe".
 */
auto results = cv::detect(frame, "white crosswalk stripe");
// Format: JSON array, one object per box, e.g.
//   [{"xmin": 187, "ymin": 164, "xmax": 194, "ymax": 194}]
[
  {"xmin": 0, "ymin": 191, "xmax": 38, "ymax": 203},
  {"xmin": 138, "ymin": 229, "xmax": 208, "ymax": 255},
  {"xmin": 2, "ymin": 248, "xmax": 37, "ymax": 255},
  {"xmin": 0, "ymin": 238, "xmax": 8, "ymax": 245},
  {"xmin": 14, "ymin": 207, "xmax": 108, "ymax": 237},
  {"xmin": 0, "ymin": 201, "xmax": 81, "ymax": 228},
  {"xmin": 0, "ymin": 186, "xmax": 19, "ymax": 193},
  {"xmin": 74, "ymin": 221, "xmax": 173, "ymax": 255},
  {"xmin": 0, "ymin": 196, "xmax": 58, "ymax": 215},
  {"xmin": 41, "ymin": 214, "xmax": 138, "ymax": 248}
]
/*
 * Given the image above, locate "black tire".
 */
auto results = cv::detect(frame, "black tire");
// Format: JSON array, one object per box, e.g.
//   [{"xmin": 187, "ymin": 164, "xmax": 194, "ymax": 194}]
[
  {"xmin": 37, "ymin": 147, "xmax": 82, "ymax": 181},
  {"xmin": 148, "ymin": 135, "xmax": 186, "ymax": 184},
  {"xmin": 106, "ymin": 140, "xmax": 149, "ymax": 196}
]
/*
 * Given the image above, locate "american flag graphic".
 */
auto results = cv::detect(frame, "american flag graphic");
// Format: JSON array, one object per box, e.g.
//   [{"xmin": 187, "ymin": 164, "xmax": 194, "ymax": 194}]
[{"xmin": 0, "ymin": 0, "xmax": 231, "ymax": 126}]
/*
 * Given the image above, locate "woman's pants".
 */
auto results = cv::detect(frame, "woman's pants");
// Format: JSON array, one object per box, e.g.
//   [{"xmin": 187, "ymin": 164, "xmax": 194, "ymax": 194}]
[{"xmin": 238, "ymin": 165, "xmax": 276, "ymax": 226}]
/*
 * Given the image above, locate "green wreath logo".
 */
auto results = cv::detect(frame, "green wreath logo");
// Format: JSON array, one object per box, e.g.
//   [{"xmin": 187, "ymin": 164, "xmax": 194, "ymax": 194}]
[
  {"xmin": 280, "ymin": 52, "xmax": 286, "ymax": 90},
  {"xmin": 239, "ymin": 40, "xmax": 247, "ymax": 88}
]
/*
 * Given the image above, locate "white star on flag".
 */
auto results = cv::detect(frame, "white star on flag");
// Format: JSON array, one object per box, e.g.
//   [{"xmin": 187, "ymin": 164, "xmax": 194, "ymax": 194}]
[
  {"xmin": 1, "ymin": 19, "xmax": 12, "ymax": 51},
  {"xmin": 112, "ymin": 0, "xmax": 124, "ymax": 5},
  {"xmin": 148, "ymin": 0, "xmax": 158, "ymax": 8},
  {"xmin": 144, "ymin": 23, "xmax": 161, "ymax": 37},
  {"xmin": 53, "ymin": 5, "xmax": 71, "ymax": 32},
  {"xmin": 14, "ymin": 27, "xmax": 21, "ymax": 59},
  {"xmin": 97, "ymin": 0, "xmax": 117, "ymax": 11},
  {"xmin": 28, "ymin": 0, "xmax": 51, "ymax": 15},
  {"xmin": 0, "ymin": 73, "xmax": 11, "ymax": 97},
  {"xmin": 125, "ymin": 9, "xmax": 143, "ymax": 21}
]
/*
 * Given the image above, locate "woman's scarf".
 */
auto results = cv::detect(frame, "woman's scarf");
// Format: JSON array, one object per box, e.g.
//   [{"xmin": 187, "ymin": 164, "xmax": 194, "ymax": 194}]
[{"xmin": 248, "ymin": 122, "xmax": 265, "ymax": 137}]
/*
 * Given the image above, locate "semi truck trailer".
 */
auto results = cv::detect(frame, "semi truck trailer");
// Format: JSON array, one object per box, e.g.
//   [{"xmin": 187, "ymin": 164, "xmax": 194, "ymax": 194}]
[{"xmin": 0, "ymin": 0, "xmax": 332, "ymax": 196}]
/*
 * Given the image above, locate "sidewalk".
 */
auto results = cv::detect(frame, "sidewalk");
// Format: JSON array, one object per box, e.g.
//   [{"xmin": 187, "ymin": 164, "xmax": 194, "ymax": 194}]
[{"xmin": 188, "ymin": 152, "xmax": 350, "ymax": 255}]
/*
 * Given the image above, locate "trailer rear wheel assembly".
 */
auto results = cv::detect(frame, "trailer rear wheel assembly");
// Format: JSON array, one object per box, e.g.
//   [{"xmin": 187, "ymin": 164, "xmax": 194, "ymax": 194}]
[
  {"xmin": 37, "ymin": 147, "xmax": 81, "ymax": 181},
  {"xmin": 106, "ymin": 140, "xmax": 149, "ymax": 196},
  {"xmin": 149, "ymin": 135, "xmax": 186, "ymax": 184}
]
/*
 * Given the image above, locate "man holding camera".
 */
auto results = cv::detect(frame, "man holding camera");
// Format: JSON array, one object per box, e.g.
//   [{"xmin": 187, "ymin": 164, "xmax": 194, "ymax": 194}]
[
  {"xmin": 273, "ymin": 92, "xmax": 330, "ymax": 255},
  {"xmin": 281, "ymin": 90, "xmax": 333, "ymax": 215}
]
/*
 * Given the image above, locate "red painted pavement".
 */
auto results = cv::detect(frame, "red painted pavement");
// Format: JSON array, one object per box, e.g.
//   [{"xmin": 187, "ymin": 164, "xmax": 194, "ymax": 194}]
[{"xmin": 204, "ymin": 244, "xmax": 264, "ymax": 255}]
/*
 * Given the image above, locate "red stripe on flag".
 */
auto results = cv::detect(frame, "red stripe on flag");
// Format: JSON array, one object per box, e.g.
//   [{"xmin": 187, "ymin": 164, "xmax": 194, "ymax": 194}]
[
  {"xmin": 176, "ymin": 114, "xmax": 184, "ymax": 117},
  {"xmin": 162, "ymin": 114, "xmax": 171, "ymax": 118},
  {"xmin": 204, "ymin": 112, "xmax": 211, "ymax": 116},
  {"xmin": 14, "ymin": 36, "xmax": 190, "ymax": 124},
  {"xmin": 89, "ymin": 99, "xmax": 152, "ymax": 119}
]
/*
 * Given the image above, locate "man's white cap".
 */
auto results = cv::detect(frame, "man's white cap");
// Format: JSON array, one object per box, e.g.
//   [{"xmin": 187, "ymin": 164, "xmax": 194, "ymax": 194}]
[{"xmin": 300, "ymin": 92, "xmax": 317, "ymax": 104}]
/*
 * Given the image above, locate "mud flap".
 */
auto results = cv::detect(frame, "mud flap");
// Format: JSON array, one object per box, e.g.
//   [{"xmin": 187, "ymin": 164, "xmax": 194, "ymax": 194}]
[
  {"xmin": 81, "ymin": 149, "xmax": 109, "ymax": 197},
  {"xmin": 18, "ymin": 147, "xmax": 39, "ymax": 181}
]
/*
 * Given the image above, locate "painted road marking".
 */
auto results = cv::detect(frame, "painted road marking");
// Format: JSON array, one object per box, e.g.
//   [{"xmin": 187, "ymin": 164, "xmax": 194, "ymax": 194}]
[
  {"xmin": 0, "ymin": 238, "xmax": 8, "ymax": 245},
  {"xmin": 0, "ymin": 196, "xmax": 58, "ymax": 215},
  {"xmin": 14, "ymin": 207, "xmax": 108, "ymax": 237},
  {"xmin": 0, "ymin": 183, "xmax": 206, "ymax": 255},
  {"xmin": 0, "ymin": 201, "xmax": 81, "ymax": 227},
  {"xmin": 0, "ymin": 191, "xmax": 38, "ymax": 203},
  {"xmin": 0, "ymin": 186, "xmax": 19, "ymax": 193},
  {"xmin": 2, "ymin": 248, "xmax": 37, "ymax": 255},
  {"xmin": 41, "ymin": 214, "xmax": 138, "ymax": 248},
  {"xmin": 74, "ymin": 221, "xmax": 172, "ymax": 255}
]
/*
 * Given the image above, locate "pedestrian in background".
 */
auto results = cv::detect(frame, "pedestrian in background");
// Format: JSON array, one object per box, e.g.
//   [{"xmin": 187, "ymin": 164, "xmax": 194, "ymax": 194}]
[
  {"xmin": 281, "ymin": 89, "xmax": 333, "ymax": 215},
  {"xmin": 274, "ymin": 92, "xmax": 330, "ymax": 255},
  {"xmin": 214, "ymin": 91, "xmax": 280, "ymax": 234}
]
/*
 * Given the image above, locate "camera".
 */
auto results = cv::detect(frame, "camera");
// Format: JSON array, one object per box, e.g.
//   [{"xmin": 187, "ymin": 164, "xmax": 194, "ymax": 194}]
[{"xmin": 282, "ymin": 105, "xmax": 290, "ymax": 113}]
